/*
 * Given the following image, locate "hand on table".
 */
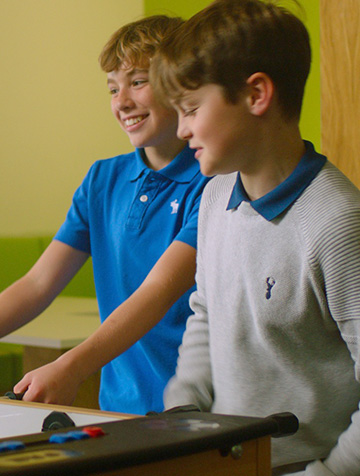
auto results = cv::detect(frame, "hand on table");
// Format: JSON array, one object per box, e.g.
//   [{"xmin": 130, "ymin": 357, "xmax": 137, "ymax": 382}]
[{"xmin": 13, "ymin": 359, "xmax": 80, "ymax": 406}]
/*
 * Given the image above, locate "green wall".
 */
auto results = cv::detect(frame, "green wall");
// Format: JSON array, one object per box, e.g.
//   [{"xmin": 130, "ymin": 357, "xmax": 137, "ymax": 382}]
[
  {"xmin": 144, "ymin": 0, "xmax": 210, "ymax": 18},
  {"xmin": 144, "ymin": 0, "xmax": 321, "ymax": 151}
]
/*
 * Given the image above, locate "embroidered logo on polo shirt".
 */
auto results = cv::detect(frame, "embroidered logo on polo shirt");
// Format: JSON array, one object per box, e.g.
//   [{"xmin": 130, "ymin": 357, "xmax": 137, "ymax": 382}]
[
  {"xmin": 170, "ymin": 199, "xmax": 179, "ymax": 214},
  {"xmin": 265, "ymin": 277, "xmax": 276, "ymax": 300}
]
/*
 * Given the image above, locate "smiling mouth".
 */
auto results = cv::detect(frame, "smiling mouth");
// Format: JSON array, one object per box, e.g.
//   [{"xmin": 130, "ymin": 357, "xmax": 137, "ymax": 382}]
[
  {"xmin": 193, "ymin": 147, "xmax": 203, "ymax": 160},
  {"xmin": 124, "ymin": 115, "xmax": 148, "ymax": 127}
]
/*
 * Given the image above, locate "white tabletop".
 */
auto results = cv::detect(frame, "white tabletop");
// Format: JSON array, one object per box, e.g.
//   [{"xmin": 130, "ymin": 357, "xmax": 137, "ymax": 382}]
[
  {"xmin": 0, "ymin": 297, "xmax": 100, "ymax": 349},
  {"xmin": 0, "ymin": 400, "xmax": 126, "ymax": 439}
]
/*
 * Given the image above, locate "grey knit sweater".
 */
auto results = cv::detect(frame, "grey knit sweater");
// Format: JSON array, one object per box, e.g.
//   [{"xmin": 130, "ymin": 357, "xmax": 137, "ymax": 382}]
[{"xmin": 165, "ymin": 158, "xmax": 360, "ymax": 475}]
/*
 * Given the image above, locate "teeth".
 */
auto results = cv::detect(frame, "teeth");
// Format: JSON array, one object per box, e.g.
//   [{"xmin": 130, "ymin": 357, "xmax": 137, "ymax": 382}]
[{"xmin": 125, "ymin": 116, "xmax": 145, "ymax": 127}]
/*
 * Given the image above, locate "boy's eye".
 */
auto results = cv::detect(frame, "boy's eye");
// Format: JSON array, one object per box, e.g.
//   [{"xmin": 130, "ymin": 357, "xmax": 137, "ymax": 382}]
[
  {"xmin": 109, "ymin": 88, "xmax": 118, "ymax": 95},
  {"xmin": 132, "ymin": 79, "xmax": 148, "ymax": 87},
  {"xmin": 177, "ymin": 101, "xmax": 198, "ymax": 117},
  {"xmin": 183, "ymin": 107, "xmax": 197, "ymax": 117}
]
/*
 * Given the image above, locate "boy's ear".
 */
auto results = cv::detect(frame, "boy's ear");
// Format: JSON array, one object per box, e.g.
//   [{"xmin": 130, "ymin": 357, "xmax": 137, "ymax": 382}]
[{"xmin": 245, "ymin": 72, "xmax": 274, "ymax": 116}]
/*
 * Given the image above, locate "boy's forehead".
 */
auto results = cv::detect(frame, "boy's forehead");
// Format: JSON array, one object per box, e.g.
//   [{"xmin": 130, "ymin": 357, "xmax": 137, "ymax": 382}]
[
  {"xmin": 107, "ymin": 66, "xmax": 149, "ymax": 81},
  {"xmin": 175, "ymin": 88, "xmax": 205, "ymax": 105},
  {"xmin": 171, "ymin": 89, "xmax": 197, "ymax": 104}
]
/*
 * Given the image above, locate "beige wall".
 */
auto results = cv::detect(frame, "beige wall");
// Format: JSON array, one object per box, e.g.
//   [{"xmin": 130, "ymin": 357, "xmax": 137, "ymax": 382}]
[
  {"xmin": 0, "ymin": 0, "xmax": 143, "ymax": 236},
  {"xmin": 1, "ymin": 0, "xmax": 321, "ymax": 236}
]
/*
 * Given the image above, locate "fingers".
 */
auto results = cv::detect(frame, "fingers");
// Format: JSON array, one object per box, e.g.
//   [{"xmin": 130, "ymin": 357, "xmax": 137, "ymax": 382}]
[
  {"xmin": 13, "ymin": 375, "xmax": 30, "ymax": 396},
  {"xmin": 13, "ymin": 362, "xmax": 79, "ymax": 406},
  {"xmin": 14, "ymin": 371, "xmax": 50, "ymax": 403}
]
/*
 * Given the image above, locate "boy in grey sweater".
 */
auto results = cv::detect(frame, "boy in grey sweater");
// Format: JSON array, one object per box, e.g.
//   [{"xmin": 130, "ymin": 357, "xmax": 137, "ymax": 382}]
[{"xmin": 150, "ymin": 0, "xmax": 360, "ymax": 475}]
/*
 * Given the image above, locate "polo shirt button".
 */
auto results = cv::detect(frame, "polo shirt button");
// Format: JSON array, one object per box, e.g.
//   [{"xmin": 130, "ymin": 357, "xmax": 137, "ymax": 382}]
[{"xmin": 140, "ymin": 195, "xmax": 148, "ymax": 202}]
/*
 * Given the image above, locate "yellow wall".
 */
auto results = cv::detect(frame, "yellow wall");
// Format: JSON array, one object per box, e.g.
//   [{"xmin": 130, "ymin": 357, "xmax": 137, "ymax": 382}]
[
  {"xmin": 0, "ymin": 0, "xmax": 143, "ymax": 236},
  {"xmin": 1, "ymin": 0, "xmax": 320, "ymax": 236}
]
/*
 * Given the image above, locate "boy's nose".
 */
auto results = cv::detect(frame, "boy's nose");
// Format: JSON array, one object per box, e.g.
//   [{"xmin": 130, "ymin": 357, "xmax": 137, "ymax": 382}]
[
  {"xmin": 177, "ymin": 118, "xmax": 192, "ymax": 141},
  {"xmin": 114, "ymin": 89, "xmax": 134, "ymax": 110}
]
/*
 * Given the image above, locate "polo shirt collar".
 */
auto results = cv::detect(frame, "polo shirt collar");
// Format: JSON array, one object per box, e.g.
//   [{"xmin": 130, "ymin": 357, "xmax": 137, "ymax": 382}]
[
  {"xmin": 129, "ymin": 148, "xmax": 148, "ymax": 180},
  {"xmin": 226, "ymin": 141, "xmax": 327, "ymax": 221},
  {"xmin": 130, "ymin": 144, "xmax": 199, "ymax": 183}
]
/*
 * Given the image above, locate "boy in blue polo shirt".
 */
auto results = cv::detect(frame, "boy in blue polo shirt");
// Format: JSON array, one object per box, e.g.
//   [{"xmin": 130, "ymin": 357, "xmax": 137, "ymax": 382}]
[
  {"xmin": 0, "ymin": 15, "xmax": 209, "ymax": 414},
  {"xmin": 150, "ymin": 0, "xmax": 360, "ymax": 474}
]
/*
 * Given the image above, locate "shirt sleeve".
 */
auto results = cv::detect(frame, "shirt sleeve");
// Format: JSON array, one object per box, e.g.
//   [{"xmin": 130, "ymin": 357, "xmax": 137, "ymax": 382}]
[
  {"xmin": 173, "ymin": 175, "xmax": 210, "ymax": 250},
  {"xmin": 305, "ymin": 199, "xmax": 360, "ymax": 475},
  {"xmin": 164, "ymin": 290, "xmax": 214, "ymax": 411},
  {"xmin": 54, "ymin": 164, "xmax": 94, "ymax": 254}
]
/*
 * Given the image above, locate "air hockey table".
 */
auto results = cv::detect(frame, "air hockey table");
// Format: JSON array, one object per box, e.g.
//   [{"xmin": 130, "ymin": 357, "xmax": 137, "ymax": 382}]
[{"xmin": 0, "ymin": 399, "xmax": 298, "ymax": 475}]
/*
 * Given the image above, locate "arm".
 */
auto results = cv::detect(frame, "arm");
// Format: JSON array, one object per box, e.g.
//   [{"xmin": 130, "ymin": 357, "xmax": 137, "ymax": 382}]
[
  {"xmin": 164, "ymin": 287, "xmax": 214, "ymax": 412},
  {"xmin": 301, "ymin": 199, "xmax": 360, "ymax": 476},
  {"xmin": 164, "ymin": 183, "xmax": 215, "ymax": 412},
  {"xmin": 0, "ymin": 240, "xmax": 89, "ymax": 337},
  {"xmin": 15, "ymin": 240, "xmax": 197, "ymax": 405}
]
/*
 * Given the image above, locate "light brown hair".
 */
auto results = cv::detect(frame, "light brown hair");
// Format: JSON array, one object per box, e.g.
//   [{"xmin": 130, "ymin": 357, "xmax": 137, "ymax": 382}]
[{"xmin": 99, "ymin": 15, "xmax": 184, "ymax": 73}]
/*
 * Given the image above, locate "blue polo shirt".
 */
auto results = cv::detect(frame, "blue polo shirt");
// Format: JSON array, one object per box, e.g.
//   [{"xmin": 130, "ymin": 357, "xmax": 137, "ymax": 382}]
[
  {"xmin": 55, "ymin": 145, "xmax": 209, "ymax": 414},
  {"xmin": 227, "ymin": 141, "xmax": 327, "ymax": 220}
]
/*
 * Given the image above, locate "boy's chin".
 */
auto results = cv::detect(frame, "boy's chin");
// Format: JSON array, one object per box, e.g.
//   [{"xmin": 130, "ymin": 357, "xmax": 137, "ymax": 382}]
[
  {"xmin": 200, "ymin": 161, "xmax": 222, "ymax": 177},
  {"xmin": 127, "ymin": 138, "xmax": 148, "ymax": 149},
  {"xmin": 200, "ymin": 158, "xmax": 239, "ymax": 177}
]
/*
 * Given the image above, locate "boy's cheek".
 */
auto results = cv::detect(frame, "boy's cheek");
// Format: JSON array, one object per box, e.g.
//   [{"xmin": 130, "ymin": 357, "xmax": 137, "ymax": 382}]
[{"xmin": 111, "ymin": 108, "xmax": 122, "ymax": 126}]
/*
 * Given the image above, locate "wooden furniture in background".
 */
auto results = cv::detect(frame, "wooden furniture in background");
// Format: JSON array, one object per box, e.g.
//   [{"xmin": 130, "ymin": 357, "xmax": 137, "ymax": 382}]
[
  {"xmin": 320, "ymin": 0, "xmax": 360, "ymax": 188},
  {"xmin": 0, "ymin": 297, "xmax": 101, "ymax": 409}
]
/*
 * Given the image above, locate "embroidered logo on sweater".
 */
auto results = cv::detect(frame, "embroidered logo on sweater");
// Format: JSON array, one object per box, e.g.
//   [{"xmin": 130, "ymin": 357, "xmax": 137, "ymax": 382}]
[
  {"xmin": 170, "ymin": 199, "xmax": 179, "ymax": 214},
  {"xmin": 265, "ymin": 277, "xmax": 276, "ymax": 299}
]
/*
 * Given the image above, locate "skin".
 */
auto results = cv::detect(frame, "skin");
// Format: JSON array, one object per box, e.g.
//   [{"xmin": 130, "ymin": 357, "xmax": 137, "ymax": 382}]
[
  {"xmin": 0, "ymin": 63, "xmax": 196, "ymax": 406},
  {"xmin": 107, "ymin": 66, "xmax": 184, "ymax": 170},
  {"xmin": 174, "ymin": 74, "xmax": 305, "ymax": 200},
  {"xmin": 11, "ymin": 240, "xmax": 195, "ymax": 405}
]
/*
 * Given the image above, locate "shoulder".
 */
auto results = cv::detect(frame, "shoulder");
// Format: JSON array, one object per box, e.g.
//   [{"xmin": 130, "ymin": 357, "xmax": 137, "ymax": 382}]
[
  {"xmin": 79, "ymin": 152, "xmax": 137, "ymax": 192},
  {"xmin": 297, "ymin": 161, "xmax": 360, "ymax": 223},
  {"xmin": 312, "ymin": 160, "xmax": 359, "ymax": 197},
  {"xmin": 296, "ymin": 161, "xmax": 360, "ymax": 262},
  {"xmin": 200, "ymin": 173, "xmax": 238, "ymax": 211},
  {"xmin": 88, "ymin": 151, "xmax": 136, "ymax": 177}
]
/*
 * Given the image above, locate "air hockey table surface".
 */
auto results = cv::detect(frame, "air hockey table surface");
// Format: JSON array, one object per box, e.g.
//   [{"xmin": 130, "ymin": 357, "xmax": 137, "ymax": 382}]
[{"xmin": 0, "ymin": 399, "xmax": 126, "ymax": 439}]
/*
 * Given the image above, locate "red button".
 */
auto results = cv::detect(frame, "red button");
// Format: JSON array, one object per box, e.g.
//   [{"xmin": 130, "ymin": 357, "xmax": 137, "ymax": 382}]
[{"xmin": 82, "ymin": 426, "xmax": 105, "ymax": 438}]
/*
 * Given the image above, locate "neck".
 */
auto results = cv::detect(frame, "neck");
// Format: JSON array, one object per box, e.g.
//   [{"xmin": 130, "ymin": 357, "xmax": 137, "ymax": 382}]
[
  {"xmin": 143, "ymin": 138, "xmax": 186, "ymax": 171},
  {"xmin": 241, "ymin": 122, "xmax": 305, "ymax": 201}
]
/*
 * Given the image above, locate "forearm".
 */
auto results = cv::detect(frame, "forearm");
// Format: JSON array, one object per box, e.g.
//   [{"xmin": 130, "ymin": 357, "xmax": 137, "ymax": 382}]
[
  {"xmin": 16, "ymin": 276, "xmax": 187, "ymax": 405},
  {"xmin": 57, "ymin": 281, "xmax": 178, "ymax": 383},
  {"xmin": 164, "ymin": 290, "xmax": 213, "ymax": 411},
  {"xmin": 0, "ymin": 274, "xmax": 55, "ymax": 337},
  {"xmin": 0, "ymin": 241, "xmax": 89, "ymax": 338},
  {"xmin": 56, "ymin": 240, "xmax": 197, "ymax": 385},
  {"xmin": 15, "ymin": 240, "xmax": 196, "ymax": 406}
]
